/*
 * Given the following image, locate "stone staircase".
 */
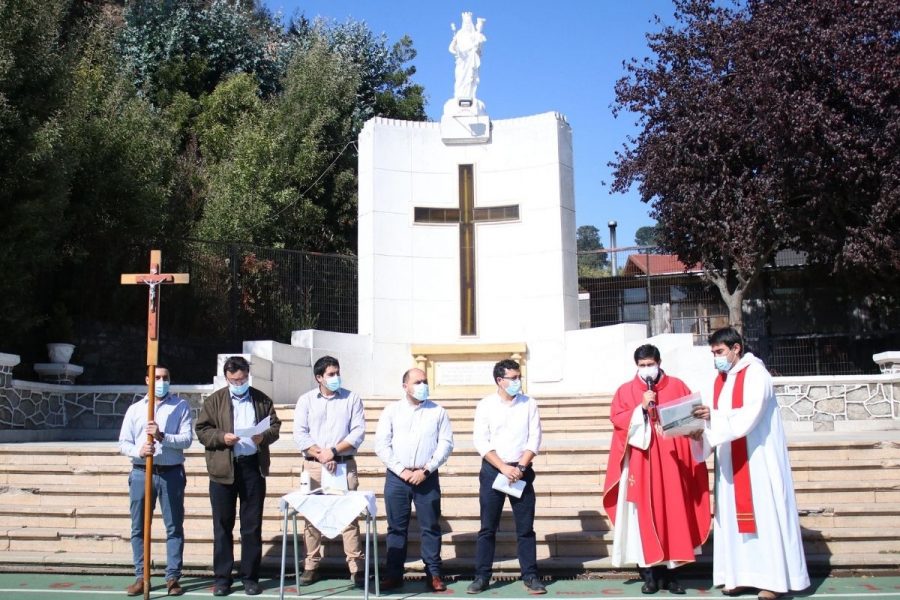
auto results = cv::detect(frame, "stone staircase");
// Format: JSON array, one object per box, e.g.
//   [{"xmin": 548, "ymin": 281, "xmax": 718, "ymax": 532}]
[{"xmin": 1, "ymin": 394, "xmax": 899, "ymax": 576}]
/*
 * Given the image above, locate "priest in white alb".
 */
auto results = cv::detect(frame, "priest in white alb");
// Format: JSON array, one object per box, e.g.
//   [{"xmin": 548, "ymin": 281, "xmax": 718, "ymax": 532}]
[{"xmin": 691, "ymin": 327, "xmax": 809, "ymax": 600}]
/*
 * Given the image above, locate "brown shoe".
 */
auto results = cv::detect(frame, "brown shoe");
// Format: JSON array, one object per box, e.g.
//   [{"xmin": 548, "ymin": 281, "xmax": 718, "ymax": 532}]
[
  {"xmin": 426, "ymin": 575, "xmax": 447, "ymax": 592},
  {"xmin": 126, "ymin": 578, "xmax": 143, "ymax": 596},
  {"xmin": 166, "ymin": 578, "xmax": 184, "ymax": 596}
]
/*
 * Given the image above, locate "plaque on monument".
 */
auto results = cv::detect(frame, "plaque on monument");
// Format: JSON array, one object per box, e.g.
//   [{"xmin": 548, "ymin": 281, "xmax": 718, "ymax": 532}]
[{"xmin": 434, "ymin": 360, "xmax": 496, "ymax": 387}]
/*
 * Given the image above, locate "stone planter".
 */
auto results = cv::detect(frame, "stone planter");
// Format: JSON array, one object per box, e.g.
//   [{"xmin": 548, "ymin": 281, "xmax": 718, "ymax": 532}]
[{"xmin": 47, "ymin": 343, "xmax": 76, "ymax": 364}]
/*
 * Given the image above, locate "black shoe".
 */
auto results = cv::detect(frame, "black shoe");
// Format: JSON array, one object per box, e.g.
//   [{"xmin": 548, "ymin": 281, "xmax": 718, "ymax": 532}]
[
  {"xmin": 467, "ymin": 578, "xmax": 489, "ymax": 594},
  {"xmin": 665, "ymin": 578, "xmax": 685, "ymax": 595},
  {"xmin": 352, "ymin": 573, "xmax": 368, "ymax": 589},
  {"xmin": 243, "ymin": 580, "xmax": 262, "ymax": 596},
  {"xmin": 523, "ymin": 577, "xmax": 547, "ymax": 595},
  {"xmin": 213, "ymin": 583, "xmax": 232, "ymax": 597},
  {"xmin": 639, "ymin": 567, "xmax": 658, "ymax": 594},
  {"xmin": 298, "ymin": 570, "xmax": 320, "ymax": 586}
]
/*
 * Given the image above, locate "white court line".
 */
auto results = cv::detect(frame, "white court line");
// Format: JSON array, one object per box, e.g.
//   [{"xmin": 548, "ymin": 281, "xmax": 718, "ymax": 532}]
[{"xmin": 4, "ymin": 591, "xmax": 900, "ymax": 600}]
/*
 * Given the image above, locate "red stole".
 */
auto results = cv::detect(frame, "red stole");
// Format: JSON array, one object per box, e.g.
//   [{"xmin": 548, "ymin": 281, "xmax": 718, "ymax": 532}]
[{"xmin": 713, "ymin": 369, "xmax": 756, "ymax": 534}]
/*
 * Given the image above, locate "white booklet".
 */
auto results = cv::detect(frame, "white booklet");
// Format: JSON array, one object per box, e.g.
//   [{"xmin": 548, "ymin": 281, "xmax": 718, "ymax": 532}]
[
  {"xmin": 492, "ymin": 472, "xmax": 526, "ymax": 498},
  {"xmin": 235, "ymin": 416, "xmax": 271, "ymax": 439},
  {"xmin": 658, "ymin": 392, "xmax": 705, "ymax": 438},
  {"xmin": 321, "ymin": 462, "xmax": 349, "ymax": 493}
]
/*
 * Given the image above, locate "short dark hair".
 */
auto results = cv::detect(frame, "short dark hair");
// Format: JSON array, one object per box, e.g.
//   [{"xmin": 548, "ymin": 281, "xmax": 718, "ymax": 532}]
[
  {"xmin": 493, "ymin": 358, "xmax": 521, "ymax": 382},
  {"xmin": 223, "ymin": 356, "xmax": 250, "ymax": 376},
  {"xmin": 314, "ymin": 355, "xmax": 340, "ymax": 378},
  {"xmin": 402, "ymin": 368, "xmax": 419, "ymax": 384},
  {"xmin": 633, "ymin": 344, "xmax": 661, "ymax": 364},
  {"xmin": 708, "ymin": 327, "xmax": 744, "ymax": 355}
]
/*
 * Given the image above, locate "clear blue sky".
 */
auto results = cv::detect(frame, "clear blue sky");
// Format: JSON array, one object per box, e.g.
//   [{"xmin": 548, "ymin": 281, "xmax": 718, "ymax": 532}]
[{"xmin": 263, "ymin": 0, "xmax": 676, "ymax": 249}]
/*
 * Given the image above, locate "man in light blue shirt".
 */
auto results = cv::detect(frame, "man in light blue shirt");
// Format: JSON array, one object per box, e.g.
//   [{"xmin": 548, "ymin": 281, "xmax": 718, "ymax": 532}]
[
  {"xmin": 118, "ymin": 366, "xmax": 192, "ymax": 597},
  {"xmin": 375, "ymin": 367, "xmax": 454, "ymax": 592}
]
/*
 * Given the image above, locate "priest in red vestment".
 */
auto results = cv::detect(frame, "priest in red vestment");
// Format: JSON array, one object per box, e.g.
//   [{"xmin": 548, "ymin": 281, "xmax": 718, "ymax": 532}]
[{"xmin": 603, "ymin": 344, "xmax": 711, "ymax": 594}]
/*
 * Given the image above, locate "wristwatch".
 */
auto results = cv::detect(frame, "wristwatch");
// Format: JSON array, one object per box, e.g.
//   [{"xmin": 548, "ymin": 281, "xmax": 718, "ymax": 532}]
[
  {"xmin": 422, "ymin": 469, "xmax": 431, "ymax": 476},
  {"xmin": 516, "ymin": 464, "xmax": 528, "ymax": 474},
  {"xmin": 330, "ymin": 446, "xmax": 339, "ymax": 458}
]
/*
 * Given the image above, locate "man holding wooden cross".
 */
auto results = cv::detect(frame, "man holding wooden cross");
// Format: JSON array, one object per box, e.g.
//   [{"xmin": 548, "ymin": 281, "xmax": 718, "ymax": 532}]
[{"xmin": 118, "ymin": 366, "xmax": 192, "ymax": 596}]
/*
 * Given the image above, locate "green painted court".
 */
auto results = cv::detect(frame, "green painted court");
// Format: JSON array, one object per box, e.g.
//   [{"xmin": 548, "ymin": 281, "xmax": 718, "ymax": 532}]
[{"xmin": 1, "ymin": 574, "xmax": 900, "ymax": 600}]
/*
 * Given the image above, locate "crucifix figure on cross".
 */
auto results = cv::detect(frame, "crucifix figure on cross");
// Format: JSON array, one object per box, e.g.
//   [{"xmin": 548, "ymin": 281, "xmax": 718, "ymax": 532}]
[
  {"xmin": 120, "ymin": 250, "xmax": 189, "ymax": 600},
  {"xmin": 414, "ymin": 164, "xmax": 519, "ymax": 336}
]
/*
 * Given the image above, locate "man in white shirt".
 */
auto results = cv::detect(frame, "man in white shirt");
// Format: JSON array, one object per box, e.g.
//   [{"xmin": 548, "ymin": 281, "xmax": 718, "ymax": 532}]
[
  {"xmin": 292, "ymin": 355, "xmax": 366, "ymax": 586},
  {"xmin": 118, "ymin": 366, "xmax": 192, "ymax": 597},
  {"xmin": 469, "ymin": 359, "xmax": 546, "ymax": 595},
  {"xmin": 375, "ymin": 368, "xmax": 454, "ymax": 592}
]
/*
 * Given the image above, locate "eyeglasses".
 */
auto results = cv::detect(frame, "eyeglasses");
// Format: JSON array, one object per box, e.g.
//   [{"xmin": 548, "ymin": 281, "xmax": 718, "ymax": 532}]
[{"xmin": 225, "ymin": 376, "xmax": 248, "ymax": 386}]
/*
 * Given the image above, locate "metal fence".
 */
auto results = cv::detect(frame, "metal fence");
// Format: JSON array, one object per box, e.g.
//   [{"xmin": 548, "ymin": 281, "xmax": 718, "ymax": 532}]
[{"xmin": 578, "ymin": 246, "xmax": 898, "ymax": 376}]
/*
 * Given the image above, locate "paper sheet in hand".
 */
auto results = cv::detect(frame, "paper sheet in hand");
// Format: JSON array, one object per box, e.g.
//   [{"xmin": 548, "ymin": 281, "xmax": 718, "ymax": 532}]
[
  {"xmin": 321, "ymin": 462, "xmax": 349, "ymax": 493},
  {"xmin": 234, "ymin": 416, "xmax": 270, "ymax": 439},
  {"xmin": 492, "ymin": 472, "xmax": 526, "ymax": 498},
  {"xmin": 658, "ymin": 392, "xmax": 705, "ymax": 438}
]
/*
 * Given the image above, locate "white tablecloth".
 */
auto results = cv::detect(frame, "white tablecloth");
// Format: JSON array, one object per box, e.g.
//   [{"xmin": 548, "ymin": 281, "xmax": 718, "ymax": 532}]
[{"xmin": 279, "ymin": 490, "xmax": 377, "ymax": 539}]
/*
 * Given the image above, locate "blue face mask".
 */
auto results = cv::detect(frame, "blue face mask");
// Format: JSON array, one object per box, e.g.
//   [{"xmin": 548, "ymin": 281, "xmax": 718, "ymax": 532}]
[
  {"xmin": 155, "ymin": 380, "xmax": 170, "ymax": 398},
  {"xmin": 324, "ymin": 375, "xmax": 341, "ymax": 392},
  {"xmin": 412, "ymin": 382, "xmax": 429, "ymax": 402},
  {"xmin": 714, "ymin": 356, "xmax": 732, "ymax": 373},
  {"xmin": 505, "ymin": 379, "xmax": 522, "ymax": 397},
  {"xmin": 229, "ymin": 381, "xmax": 250, "ymax": 396}
]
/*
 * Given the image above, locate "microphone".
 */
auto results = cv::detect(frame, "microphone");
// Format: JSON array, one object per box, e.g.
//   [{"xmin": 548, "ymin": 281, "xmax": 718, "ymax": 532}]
[{"xmin": 644, "ymin": 376, "xmax": 658, "ymax": 422}]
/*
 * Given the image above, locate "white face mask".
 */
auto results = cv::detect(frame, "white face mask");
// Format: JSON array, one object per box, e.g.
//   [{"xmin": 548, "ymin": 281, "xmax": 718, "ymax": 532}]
[
  {"xmin": 637, "ymin": 365, "xmax": 659, "ymax": 383},
  {"xmin": 411, "ymin": 382, "xmax": 429, "ymax": 402}
]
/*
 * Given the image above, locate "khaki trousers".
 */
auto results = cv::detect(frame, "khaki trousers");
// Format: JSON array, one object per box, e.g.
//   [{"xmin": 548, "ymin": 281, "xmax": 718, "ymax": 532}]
[{"xmin": 301, "ymin": 458, "xmax": 364, "ymax": 573}]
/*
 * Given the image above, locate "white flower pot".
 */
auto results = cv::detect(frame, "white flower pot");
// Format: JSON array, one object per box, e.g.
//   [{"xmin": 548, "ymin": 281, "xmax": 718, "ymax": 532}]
[{"xmin": 47, "ymin": 343, "xmax": 76, "ymax": 364}]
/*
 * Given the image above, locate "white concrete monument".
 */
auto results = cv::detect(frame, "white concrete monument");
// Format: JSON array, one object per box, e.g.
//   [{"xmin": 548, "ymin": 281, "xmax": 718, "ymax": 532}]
[{"xmin": 246, "ymin": 13, "xmax": 702, "ymax": 400}]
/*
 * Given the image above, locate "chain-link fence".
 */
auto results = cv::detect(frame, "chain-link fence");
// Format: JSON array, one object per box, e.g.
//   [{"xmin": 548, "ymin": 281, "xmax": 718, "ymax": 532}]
[{"xmin": 578, "ymin": 246, "xmax": 898, "ymax": 376}]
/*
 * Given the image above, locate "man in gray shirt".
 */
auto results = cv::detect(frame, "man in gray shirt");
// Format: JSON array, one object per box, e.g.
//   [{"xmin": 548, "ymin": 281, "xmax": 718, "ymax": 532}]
[{"xmin": 293, "ymin": 355, "xmax": 366, "ymax": 586}]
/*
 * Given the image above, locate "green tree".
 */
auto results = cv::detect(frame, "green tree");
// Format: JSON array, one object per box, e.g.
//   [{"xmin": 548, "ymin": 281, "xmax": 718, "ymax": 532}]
[
  {"xmin": 577, "ymin": 225, "xmax": 610, "ymax": 277},
  {"xmin": 197, "ymin": 43, "xmax": 360, "ymax": 250},
  {"xmin": 0, "ymin": 0, "xmax": 71, "ymax": 346},
  {"xmin": 634, "ymin": 225, "xmax": 659, "ymax": 249}
]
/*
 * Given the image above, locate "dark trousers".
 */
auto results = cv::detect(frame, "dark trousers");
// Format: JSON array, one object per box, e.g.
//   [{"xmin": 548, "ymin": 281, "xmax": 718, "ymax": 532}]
[
  {"xmin": 383, "ymin": 470, "xmax": 443, "ymax": 579},
  {"xmin": 209, "ymin": 455, "xmax": 266, "ymax": 586},
  {"xmin": 475, "ymin": 460, "xmax": 538, "ymax": 580}
]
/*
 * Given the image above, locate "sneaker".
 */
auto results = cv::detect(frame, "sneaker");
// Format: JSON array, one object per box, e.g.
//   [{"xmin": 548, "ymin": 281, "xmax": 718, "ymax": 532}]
[
  {"xmin": 523, "ymin": 577, "xmax": 547, "ymax": 595},
  {"xmin": 126, "ymin": 578, "xmax": 143, "ymax": 596},
  {"xmin": 298, "ymin": 570, "xmax": 320, "ymax": 586},
  {"xmin": 166, "ymin": 578, "xmax": 184, "ymax": 596},
  {"xmin": 466, "ymin": 578, "xmax": 489, "ymax": 594}
]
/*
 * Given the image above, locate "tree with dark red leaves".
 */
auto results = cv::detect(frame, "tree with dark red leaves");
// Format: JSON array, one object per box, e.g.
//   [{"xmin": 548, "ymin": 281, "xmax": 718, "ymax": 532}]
[{"xmin": 610, "ymin": 0, "xmax": 899, "ymax": 330}]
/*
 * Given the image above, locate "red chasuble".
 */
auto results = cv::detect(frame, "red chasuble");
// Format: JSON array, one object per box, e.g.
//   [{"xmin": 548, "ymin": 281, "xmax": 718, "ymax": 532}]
[{"xmin": 602, "ymin": 373, "xmax": 711, "ymax": 565}]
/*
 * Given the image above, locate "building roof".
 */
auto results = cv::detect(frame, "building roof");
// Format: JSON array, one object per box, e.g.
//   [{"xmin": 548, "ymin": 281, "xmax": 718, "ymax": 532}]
[{"xmin": 622, "ymin": 253, "xmax": 703, "ymax": 276}]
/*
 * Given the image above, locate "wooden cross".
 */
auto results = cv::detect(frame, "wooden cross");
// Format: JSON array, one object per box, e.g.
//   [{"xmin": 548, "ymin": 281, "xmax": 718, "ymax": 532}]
[
  {"xmin": 414, "ymin": 164, "xmax": 519, "ymax": 336},
  {"xmin": 120, "ymin": 249, "xmax": 189, "ymax": 600}
]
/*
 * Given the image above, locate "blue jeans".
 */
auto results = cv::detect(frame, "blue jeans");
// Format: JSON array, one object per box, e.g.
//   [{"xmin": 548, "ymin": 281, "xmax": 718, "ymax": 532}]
[
  {"xmin": 129, "ymin": 465, "xmax": 186, "ymax": 581},
  {"xmin": 475, "ymin": 460, "xmax": 538, "ymax": 580},
  {"xmin": 383, "ymin": 470, "xmax": 442, "ymax": 579}
]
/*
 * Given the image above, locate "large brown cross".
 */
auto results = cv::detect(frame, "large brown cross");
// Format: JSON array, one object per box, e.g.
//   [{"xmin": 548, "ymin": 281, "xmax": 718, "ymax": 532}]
[
  {"xmin": 120, "ymin": 249, "xmax": 189, "ymax": 600},
  {"xmin": 414, "ymin": 164, "xmax": 519, "ymax": 336}
]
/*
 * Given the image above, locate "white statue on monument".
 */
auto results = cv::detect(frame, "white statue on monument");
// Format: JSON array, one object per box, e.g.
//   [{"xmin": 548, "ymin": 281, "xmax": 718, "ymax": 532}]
[{"xmin": 446, "ymin": 12, "xmax": 487, "ymax": 116}]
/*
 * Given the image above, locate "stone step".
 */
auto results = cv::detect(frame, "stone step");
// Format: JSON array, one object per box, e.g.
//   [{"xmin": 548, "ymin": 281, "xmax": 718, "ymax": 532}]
[
  {"xmin": 5, "ymin": 523, "xmax": 897, "ymax": 560},
  {"xmin": 2, "ymin": 501, "xmax": 893, "ymax": 536}
]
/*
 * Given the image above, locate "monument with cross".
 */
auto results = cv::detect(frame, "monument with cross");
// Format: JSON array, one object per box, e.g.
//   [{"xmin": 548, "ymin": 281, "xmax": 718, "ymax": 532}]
[{"xmin": 281, "ymin": 12, "xmax": 693, "ymax": 399}]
